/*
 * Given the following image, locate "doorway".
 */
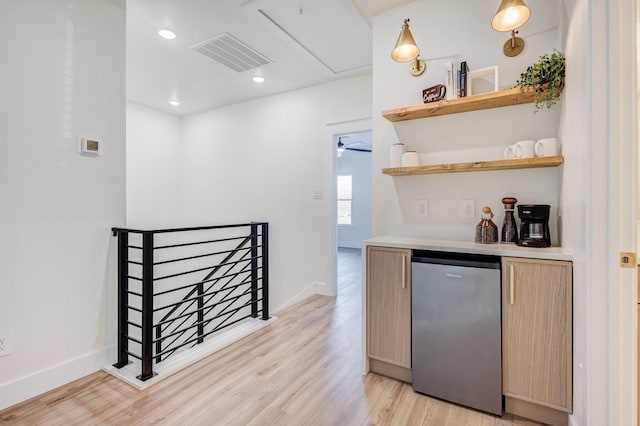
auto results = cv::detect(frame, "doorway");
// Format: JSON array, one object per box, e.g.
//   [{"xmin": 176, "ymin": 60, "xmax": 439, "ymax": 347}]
[
  {"xmin": 325, "ymin": 118, "xmax": 372, "ymax": 297},
  {"xmin": 335, "ymin": 131, "xmax": 372, "ymax": 296}
]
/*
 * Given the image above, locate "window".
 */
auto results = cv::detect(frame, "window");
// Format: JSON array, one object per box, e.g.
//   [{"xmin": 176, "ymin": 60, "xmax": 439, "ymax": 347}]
[{"xmin": 337, "ymin": 175, "xmax": 352, "ymax": 225}]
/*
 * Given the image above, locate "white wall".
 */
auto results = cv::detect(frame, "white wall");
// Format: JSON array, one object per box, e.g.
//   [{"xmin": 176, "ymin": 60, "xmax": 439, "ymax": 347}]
[
  {"xmin": 373, "ymin": 0, "xmax": 561, "ymax": 244},
  {"xmin": 558, "ymin": 1, "xmax": 589, "ymax": 423},
  {"xmin": 337, "ymin": 149, "xmax": 373, "ymax": 248},
  {"xmin": 126, "ymin": 74, "xmax": 372, "ymax": 311},
  {"xmin": 126, "ymin": 102, "xmax": 182, "ymax": 228},
  {"xmin": 0, "ymin": 0, "xmax": 126, "ymax": 410}
]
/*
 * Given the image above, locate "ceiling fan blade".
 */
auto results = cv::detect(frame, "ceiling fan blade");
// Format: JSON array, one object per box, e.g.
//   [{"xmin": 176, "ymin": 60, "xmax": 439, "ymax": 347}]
[{"xmin": 345, "ymin": 147, "xmax": 372, "ymax": 153}]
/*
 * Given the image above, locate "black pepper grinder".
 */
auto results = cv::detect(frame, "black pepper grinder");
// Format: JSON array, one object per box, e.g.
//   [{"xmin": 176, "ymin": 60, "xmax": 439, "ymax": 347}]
[
  {"xmin": 475, "ymin": 206, "xmax": 498, "ymax": 244},
  {"xmin": 501, "ymin": 197, "xmax": 519, "ymax": 244}
]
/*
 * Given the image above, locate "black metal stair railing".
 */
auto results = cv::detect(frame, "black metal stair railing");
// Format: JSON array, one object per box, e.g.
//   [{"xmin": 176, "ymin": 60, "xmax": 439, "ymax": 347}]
[{"xmin": 111, "ymin": 222, "xmax": 269, "ymax": 381}]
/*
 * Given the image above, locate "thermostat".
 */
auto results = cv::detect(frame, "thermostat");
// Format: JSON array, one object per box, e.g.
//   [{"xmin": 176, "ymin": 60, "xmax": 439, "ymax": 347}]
[{"xmin": 78, "ymin": 137, "xmax": 103, "ymax": 156}]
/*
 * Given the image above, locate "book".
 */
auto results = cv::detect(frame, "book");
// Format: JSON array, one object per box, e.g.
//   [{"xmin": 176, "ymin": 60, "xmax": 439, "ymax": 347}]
[
  {"xmin": 445, "ymin": 61, "xmax": 455, "ymax": 100},
  {"xmin": 460, "ymin": 61, "xmax": 469, "ymax": 97},
  {"xmin": 456, "ymin": 70, "xmax": 461, "ymax": 98}
]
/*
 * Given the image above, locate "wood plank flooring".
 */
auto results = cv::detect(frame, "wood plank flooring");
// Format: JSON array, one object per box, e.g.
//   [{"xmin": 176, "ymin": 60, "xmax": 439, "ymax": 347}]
[{"xmin": 0, "ymin": 248, "xmax": 543, "ymax": 425}]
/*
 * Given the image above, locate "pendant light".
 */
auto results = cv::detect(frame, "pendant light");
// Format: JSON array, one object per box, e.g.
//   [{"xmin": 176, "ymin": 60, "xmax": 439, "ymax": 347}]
[
  {"xmin": 491, "ymin": 0, "xmax": 531, "ymax": 57},
  {"xmin": 390, "ymin": 19, "xmax": 426, "ymax": 76}
]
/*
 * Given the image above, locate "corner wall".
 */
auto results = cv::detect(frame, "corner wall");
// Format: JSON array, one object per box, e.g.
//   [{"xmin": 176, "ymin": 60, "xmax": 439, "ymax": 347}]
[
  {"xmin": 126, "ymin": 74, "xmax": 373, "ymax": 311},
  {"xmin": 0, "ymin": 0, "xmax": 126, "ymax": 410}
]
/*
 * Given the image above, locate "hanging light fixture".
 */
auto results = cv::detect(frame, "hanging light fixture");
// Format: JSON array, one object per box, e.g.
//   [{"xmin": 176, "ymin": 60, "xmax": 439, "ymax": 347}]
[
  {"xmin": 491, "ymin": 0, "xmax": 531, "ymax": 57},
  {"xmin": 390, "ymin": 19, "xmax": 426, "ymax": 77}
]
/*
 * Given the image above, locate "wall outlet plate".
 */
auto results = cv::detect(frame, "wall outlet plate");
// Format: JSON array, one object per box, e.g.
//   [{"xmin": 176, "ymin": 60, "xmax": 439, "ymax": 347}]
[
  {"xmin": 416, "ymin": 199, "xmax": 428, "ymax": 217},
  {"xmin": 459, "ymin": 199, "xmax": 475, "ymax": 219},
  {"xmin": 0, "ymin": 329, "xmax": 14, "ymax": 357}
]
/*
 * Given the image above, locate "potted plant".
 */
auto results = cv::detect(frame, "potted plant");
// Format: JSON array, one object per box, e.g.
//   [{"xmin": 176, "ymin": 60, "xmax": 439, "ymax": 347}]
[{"xmin": 516, "ymin": 49, "xmax": 566, "ymax": 112}]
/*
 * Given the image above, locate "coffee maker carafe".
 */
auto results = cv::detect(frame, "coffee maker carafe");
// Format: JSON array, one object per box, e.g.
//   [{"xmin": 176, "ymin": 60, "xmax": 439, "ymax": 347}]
[{"xmin": 516, "ymin": 204, "xmax": 551, "ymax": 248}]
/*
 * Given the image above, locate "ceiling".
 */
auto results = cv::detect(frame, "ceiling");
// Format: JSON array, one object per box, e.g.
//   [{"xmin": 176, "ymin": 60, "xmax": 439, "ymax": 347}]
[{"xmin": 126, "ymin": 0, "xmax": 413, "ymax": 116}]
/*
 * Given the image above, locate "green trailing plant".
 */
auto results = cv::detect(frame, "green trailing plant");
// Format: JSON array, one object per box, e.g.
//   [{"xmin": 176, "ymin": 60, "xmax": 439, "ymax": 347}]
[{"xmin": 516, "ymin": 49, "xmax": 566, "ymax": 112}]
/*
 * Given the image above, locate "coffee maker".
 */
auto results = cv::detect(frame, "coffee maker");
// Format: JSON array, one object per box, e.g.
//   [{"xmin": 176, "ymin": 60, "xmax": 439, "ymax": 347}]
[{"xmin": 516, "ymin": 204, "xmax": 551, "ymax": 248}]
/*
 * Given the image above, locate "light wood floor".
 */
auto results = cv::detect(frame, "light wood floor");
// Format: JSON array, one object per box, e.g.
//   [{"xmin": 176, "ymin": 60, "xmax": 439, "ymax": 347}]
[{"xmin": 0, "ymin": 248, "xmax": 543, "ymax": 425}]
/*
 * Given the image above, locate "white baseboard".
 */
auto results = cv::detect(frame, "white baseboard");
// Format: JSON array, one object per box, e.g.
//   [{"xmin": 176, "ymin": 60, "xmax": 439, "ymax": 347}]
[
  {"xmin": 338, "ymin": 241, "xmax": 362, "ymax": 249},
  {"xmin": 314, "ymin": 281, "xmax": 332, "ymax": 296},
  {"xmin": 0, "ymin": 345, "xmax": 116, "ymax": 411},
  {"xmin": 273, "ymin": 282, "xmax": 331, "ymax": 314},
  {"xmin": 568, "ymin": 415, "xmax": 578, "ymax": 426}
]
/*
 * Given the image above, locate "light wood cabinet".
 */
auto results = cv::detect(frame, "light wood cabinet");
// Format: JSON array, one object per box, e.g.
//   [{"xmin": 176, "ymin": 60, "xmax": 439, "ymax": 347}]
[
  {"xmin": 366, "ymin": 246, "xmax": 412, "ymax": 379},
  {"xmin": 502, "ymin": 257, "xmax": 572, "ymax": 423}
]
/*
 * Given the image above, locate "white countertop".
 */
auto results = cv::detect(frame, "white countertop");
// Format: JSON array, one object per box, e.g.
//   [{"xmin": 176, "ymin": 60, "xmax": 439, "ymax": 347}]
[{"xmin": 363, "ymin": 236, "xmax": 573, "ymax": 261}]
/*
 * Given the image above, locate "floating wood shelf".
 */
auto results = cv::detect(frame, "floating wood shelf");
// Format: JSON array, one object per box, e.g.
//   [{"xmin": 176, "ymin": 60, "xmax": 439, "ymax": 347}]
[
  {"xmin": 382, "ymin": 87, "xmax": 536, "ymax": 122},
  {"xmin": 382, "ymin": 156, "xmax": 564, "ymax": 176}
]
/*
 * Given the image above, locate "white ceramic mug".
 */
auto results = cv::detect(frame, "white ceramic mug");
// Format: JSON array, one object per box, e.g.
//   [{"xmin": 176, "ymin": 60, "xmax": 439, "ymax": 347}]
[
  {"xmin": 514, "ymin": 140, "xmax": 535, "ymax": 159},
  {"xmin": 535, "ymin": 138, "xmax": 558, "ymax": 157},
  {"xmin": 504, "ymin": 144, "xmax": 516, "ymax": 159}
]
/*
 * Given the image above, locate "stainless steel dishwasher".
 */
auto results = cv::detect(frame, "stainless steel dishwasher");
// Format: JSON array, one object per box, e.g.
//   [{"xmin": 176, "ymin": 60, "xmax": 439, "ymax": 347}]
[{"xmin": 411, "ymin": 251, "xmax": 502, "ymax": 416}]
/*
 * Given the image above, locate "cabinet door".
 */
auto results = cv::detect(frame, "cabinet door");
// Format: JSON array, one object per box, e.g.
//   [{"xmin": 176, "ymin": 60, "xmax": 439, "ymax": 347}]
[
  {"xmin": 367, "ymin": 246, "xmax": 411, "ymax": 368},
  {"xmin": 502, "ymin": 257, "xmax": 572, "ymax": 412}
]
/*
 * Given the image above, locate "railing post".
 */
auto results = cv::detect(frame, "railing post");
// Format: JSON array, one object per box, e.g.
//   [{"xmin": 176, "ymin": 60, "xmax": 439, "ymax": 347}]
[
  {"xmin": 250, "ymin": 223, "xmax": 259, "ymax": 318},
  {"xmin": 113, "ymin": 230, "xmax": 129, "ymax": 368},
  {"xmin": 197, "ymin": 282, "xmax": 204, "ymax": 344},
  {"xmin": 261, "ymin": 223, "xmax": 269, "ymax": 320},
  {"xmin": 138, "ymin": 231, "xmax": 156, "ymax": 381}
]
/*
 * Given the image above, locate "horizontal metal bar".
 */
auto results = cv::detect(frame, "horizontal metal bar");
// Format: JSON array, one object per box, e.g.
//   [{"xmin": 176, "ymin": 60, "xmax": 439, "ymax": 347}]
[
  {"xmin": 155, "ymin": 235, "xmax": 257, "ymax": 250},
  {"xmin": 125, "ymin": 335, "xmax": 142, "ymax": 345},
  {"xmin": 127, "ymin": 321, "xmax": 142, "ymax": 329},
  {"xmin": 128, "ymin": 245, "xmax": 143, "ymax": 250},
  {"xmin": 112, "ymin": 222, "xmax": 267, "ymax": 235},
  {"xmin": 125, "ymin": 351, "xmax": 142, "ymax": 361},
  {"xmin": 155, "ymin": 251, "xmax": 253, "ymax": 330},
  {"xmin": 128, "ymin": 306, "xmax": 143, "ymax": 313},
  {"xmin": 128, "ymin": 260, "xmax": 143, "ymax": 266},
  {"xmin": 159, "ymin": 308, "xmax": 262, "ymax": 360},
  {"xmin": 154, "ymin": 256, "xmax": 260, "ymax": 281},
  {"xmin": 154, "ymin": 309, "xmax": 254, "ymax": 358},
  {"xmin": 127, "ymin": 290, "xmax": 142, "ymax": 297},
  {"xmin": 155, "ymin": 280, "xmax": 256, "ymax": 327},
  {"xmin": 153, "ymin": 245, "xmax": 257, "ymax": 266},
  {"xmin": 127, "ymin": 275, "xmax": 143, "ymax": 282},
  {"xmin": 154, "ymin": 266, "xmax": 261, "ymax": 297},
  {"xmin": 158, "ymin": 291, "xmax": 257, "ymax": 342},
  {"xmin": 154, "ymin": 276, "xmax": 255, "ymax": 313},
  {"xmin": 158, "ymin": 295, "xmax": 257, "ymax": 359}
]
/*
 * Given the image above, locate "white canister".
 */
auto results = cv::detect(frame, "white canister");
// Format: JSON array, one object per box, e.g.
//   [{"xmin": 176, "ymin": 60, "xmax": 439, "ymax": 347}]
[
  {"xmin": 402, "ymin": 151, "xmax": 420, "ymax": 167},
  {"xmin": 390, "ymin": 143, "xmax": 406, "ymax": 167}
]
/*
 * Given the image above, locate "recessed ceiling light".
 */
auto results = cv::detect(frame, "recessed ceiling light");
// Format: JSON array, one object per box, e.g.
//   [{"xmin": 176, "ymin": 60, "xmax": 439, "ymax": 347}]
[
  {"xmin": 158, "ymin": 29, "xmax": 177, "ymax": 40},
  {"xmin": 169, "ymin": 100, "xmax": 180, "ymax": 106},
  {"xmin": 252, "ymin": 76, "xmax": 265, "ymax": 83}
]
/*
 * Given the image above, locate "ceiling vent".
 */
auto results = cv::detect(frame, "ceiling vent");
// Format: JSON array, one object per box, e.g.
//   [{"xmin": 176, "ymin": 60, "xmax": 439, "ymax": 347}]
[{"xmin": 190, "ymin": 33, "xmax": 272, "ymax": 73}]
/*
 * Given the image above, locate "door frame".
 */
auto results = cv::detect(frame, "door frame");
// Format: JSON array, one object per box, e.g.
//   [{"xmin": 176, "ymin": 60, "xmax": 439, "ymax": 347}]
[
  {"xmin": 325, "ymin": 117, "xmax": 372, "ymax": 296},
  {"xmin": 590, "ymin": 0, "xmax": 638, "ymax": 423}
]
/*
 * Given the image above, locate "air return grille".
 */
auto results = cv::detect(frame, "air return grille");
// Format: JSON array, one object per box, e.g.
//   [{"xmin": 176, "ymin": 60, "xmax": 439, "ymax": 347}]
[{"xmin": 190, "ymin": 33, "xmax": 272, "ymax": 73}]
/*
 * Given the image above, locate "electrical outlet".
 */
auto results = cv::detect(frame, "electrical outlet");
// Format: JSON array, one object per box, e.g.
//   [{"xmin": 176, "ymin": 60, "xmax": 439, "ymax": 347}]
[
  {"xmin": 459, "ymin": 199, "xmax": 476, "ymax": 219},
  {"xmin": 0, "ymin": 330, "xmax": 13, "ymax": 357},
  {"xmin": 313, "ymin": 190, "xmax": 322, "ymax": 200},
  {"xmin": 416, "ymin": 200, "xmax": 428, "ymax": 218}
]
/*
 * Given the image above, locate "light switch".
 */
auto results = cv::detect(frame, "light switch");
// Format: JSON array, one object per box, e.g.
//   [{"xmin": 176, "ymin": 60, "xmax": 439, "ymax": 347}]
[
  {"xmin": 313, "ymin": 190, "xmax": 322, "ymax": 200},
  {"xmin": 416, "ymin": 200, "xmax": 428, "ymax": 217}
]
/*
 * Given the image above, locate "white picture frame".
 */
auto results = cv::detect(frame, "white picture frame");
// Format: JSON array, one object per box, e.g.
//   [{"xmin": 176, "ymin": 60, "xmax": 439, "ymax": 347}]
[{"xmin": 467, "ymin": 66, "xmax": 499, "ymax": 96}]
